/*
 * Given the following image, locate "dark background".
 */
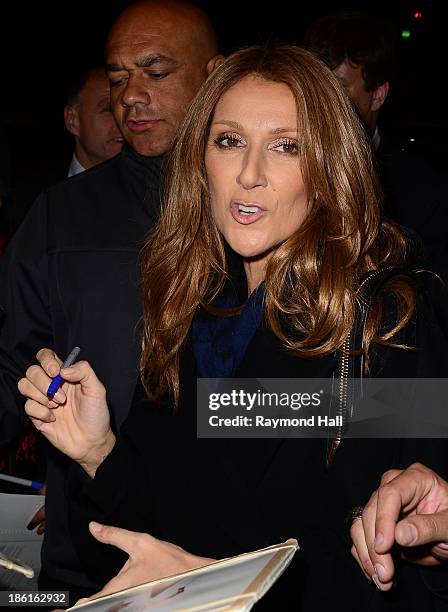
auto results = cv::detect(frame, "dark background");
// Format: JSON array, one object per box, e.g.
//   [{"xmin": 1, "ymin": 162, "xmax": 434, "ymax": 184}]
[{"xmin": 0, "ymin": 0, "xmax": 446, "ymax": 201}]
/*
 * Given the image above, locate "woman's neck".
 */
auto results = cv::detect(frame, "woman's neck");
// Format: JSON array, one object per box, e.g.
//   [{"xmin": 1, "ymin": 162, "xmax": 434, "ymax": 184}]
[{"xmin": 244, "ymin": 258, "xmax": 267, "ymax": 295}]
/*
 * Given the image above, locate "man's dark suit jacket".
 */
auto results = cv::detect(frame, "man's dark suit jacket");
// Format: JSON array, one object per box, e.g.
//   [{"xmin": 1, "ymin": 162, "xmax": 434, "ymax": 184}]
[{"xmin": 0, "ymin": 145, "xmax": 162, "ymax": 600}]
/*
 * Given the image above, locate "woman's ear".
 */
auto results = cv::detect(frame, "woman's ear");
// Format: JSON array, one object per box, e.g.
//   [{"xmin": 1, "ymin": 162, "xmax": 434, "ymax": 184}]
[{"xmin": 206, "ymin": 54, "xmax": 226, "ymax": 76}]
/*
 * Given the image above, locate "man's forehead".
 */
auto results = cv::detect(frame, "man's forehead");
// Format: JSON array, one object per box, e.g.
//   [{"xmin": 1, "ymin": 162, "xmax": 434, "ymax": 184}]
[
  {"xmin": 107, "ymin": 13, "xmax": 192, "ymax": 50},
  {"xmin": 334, "ymin": 60, "xmax": 364, "ymax": 86},
  {"xmin": 106, "ymin": 38, "xmax": 186, "ymax": 65},
  {"xmin": 81, "ymin": 74, "xmax": 111, "ymax": 101}
]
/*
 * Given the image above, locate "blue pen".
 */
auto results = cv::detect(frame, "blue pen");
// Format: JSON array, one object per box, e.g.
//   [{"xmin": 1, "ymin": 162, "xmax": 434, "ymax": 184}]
[
  {"xmin": 46, "ymin": 346, "xmax": 81, "ymax": 400},
  {"xmin": 0, "ymin": 473, "xmax": 43, "ymax": 491}
]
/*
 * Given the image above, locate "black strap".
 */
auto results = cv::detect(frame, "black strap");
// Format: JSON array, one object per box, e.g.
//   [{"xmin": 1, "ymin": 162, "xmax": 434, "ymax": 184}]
[
  {"xmin": 326, "ymin": 266, "xmax": 417, "ymax": 466},
  {"xmin": 351, "ymin": 266, "xmax": 418, "ymax": 378}
]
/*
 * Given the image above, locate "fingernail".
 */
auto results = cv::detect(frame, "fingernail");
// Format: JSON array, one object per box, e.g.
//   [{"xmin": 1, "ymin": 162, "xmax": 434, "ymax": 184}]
[
  {"xmin": 398, "ymin": 523, "xmax": 417, "ymax": 545},
  {"xmin": 53, "ymin": 391, "xmax": 65, "ymax": 403},
  {"xmin": 374, "ymin": 563, "xmax": 387, "ymax": 581},
  {"xmin": 90, "ymin": 521, "xmax": 102, "ymax": 535},
  {"xmin": 374, "ymin": 532, "xmax": 384, "ymax": 550},
  {"xmin": 372, "ymin": 574, "xmax": 384, "ymax": 590}
]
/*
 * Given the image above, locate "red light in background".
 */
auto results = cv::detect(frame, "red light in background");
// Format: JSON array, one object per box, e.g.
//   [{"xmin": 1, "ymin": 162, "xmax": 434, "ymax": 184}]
[{"xmin": 413, "ymin": 11, "xmax": 423, "ymax": 20}]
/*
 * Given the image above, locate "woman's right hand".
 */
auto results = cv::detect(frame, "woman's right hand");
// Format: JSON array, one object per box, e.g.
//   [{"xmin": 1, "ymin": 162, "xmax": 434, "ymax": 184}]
[{"xmin": 18, "ymin": 348, "xmax": 115, "ymax": 477}]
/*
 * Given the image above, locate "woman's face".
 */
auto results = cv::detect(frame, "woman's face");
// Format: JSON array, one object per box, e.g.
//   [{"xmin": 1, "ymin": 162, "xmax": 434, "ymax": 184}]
[{"xmin": 205, "ymin": 75, "xmax": 309, "ymax": 264}]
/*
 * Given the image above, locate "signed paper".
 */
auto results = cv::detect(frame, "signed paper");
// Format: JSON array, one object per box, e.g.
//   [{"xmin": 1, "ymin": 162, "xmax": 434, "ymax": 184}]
[{"xmin": 69, "ymin": 538, "xmax": 298, "ymax": 612}]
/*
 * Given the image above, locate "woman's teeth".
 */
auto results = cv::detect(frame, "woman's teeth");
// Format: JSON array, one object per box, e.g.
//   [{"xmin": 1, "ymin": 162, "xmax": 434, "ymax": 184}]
[{"xmin": 238, "ymin": 204, "xmax": 259, "ymax": 215}]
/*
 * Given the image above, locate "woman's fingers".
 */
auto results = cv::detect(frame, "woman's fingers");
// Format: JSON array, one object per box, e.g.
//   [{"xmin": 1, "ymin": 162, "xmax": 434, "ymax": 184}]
[
  {"xmin": 61, "ymin": 361, "xmax": 107, "ymax": 401},
  {"xmin": 36, "ymin": 348, "xmax": 63, "ymax": 377},
  {"xmin": 18, "ymin": 357, "xmax": 104, "ymax": 411},
  {"xmin": 89, "ymin": 522, "xmax": 148, "ymax": 556},
  {"xmin": 25, "ymin": 399, "xmax": 56, "ymax": 424},
  {"xmin": 19, "ymin": 362, "xmax": 67, "ymax": 405},
  {"xmin": 18, "ymin": 375, "xmax": 63, "ymax": 409}
]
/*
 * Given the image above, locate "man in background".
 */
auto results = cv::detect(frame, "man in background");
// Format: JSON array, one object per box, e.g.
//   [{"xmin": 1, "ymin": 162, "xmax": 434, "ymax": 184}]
[
  {"xmin": 0, "ymin": 0, "xmax": 222, "ymax": 603},
  {"xmin": 305, "ymin": 11, "xmax": 448, "ymax": 296},
  {"xmin": 7, "ymin": 67, "xmax": 124, "ymax": 234},
  {"xmin": 305, "ymin": 11, "xmax": 394, "ymax": 141},
  {"xmin": 64, "ymin": 66, "xmax": 124, "ymax": 176}
]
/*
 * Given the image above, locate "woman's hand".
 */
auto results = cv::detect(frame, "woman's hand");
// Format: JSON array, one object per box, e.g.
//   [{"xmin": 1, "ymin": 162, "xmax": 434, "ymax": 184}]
[
  {"xmin": 75, "ymin": 523, "xmax": 215, "ymax": 603},
  {"xmin": 18, "ymin": 348, "xmax": 115, "ymax": 477},
  {"xmin": 350, "ymin": 463, "xmax": 448, "ymax": 591}
]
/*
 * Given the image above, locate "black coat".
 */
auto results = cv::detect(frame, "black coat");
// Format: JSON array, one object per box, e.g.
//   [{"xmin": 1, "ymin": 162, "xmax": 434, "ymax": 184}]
[
  {"xmin": 0, "ymin": 145, "xmax": 162, "ymax": 594},
  {"xmin": 378, "ymin": 145, "xmax": 448, "ymax": 277},
  {"xmin": 68, "ymin": 287, "xmax": 448, "ymax": 611},
  {"xmin": 378, "ymin": 140, "xmax": 448, "ymax": 338}
]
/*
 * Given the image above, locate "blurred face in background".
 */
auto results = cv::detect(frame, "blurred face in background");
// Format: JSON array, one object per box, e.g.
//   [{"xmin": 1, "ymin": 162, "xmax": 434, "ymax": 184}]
[
  {"xmin": 205, "ymin": 75, "xmax": 309, "ymax": 290},
  {"xmin": 64, "ymin": 69, "xmax": 124, "ymax": 168},
  {"xmin": 333, "ymin": 59, "xmax": 388, "ymax": 135}
]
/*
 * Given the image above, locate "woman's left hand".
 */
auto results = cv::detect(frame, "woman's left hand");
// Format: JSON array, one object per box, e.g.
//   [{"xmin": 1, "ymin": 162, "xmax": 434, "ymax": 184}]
[
  {"xmin": 350, "ymin": 463, "xmax": 448, "ymax": 591},
  {"xmin": 75, "ymin": 522, "xmax": 215, "ymax": 604}
]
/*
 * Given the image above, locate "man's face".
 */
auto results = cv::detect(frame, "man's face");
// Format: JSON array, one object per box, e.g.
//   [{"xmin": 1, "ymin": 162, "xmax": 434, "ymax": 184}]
[
  {"xmin": 74, "ymin": 70, "xmax": 124, "ymax": 167},
  {"xmin": 106, "ymin": 13, "xmax": 209, "ymax": 157},
  {"xmin": 333, "ymin": 60, "xmax": 378, "ymax": 134}
]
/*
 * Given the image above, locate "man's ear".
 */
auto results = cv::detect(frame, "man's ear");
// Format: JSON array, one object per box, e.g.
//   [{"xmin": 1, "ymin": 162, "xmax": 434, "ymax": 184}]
[
  {"xmin": 206, "ymin": 54, "xmax": 225, "ymax": 76},
  {"xmin": 64, "ymin": 105, "xmax": 80, "ymax": 137},
  {"xmin": 371, "ymin": 81, "xmax": 389, "ymax": 112}
]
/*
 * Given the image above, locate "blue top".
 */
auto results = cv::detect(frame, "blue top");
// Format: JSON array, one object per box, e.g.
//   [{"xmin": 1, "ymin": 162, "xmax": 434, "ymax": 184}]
[{"xmin": 192, "ymin": 283, "xmax": 265, "ymax": 378}]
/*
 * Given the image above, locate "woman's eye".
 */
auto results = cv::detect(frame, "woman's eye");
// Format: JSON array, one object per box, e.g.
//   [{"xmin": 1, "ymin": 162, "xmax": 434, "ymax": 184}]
[
  {"xmin": 272, "ymin": 139, "xmax": 299, "ymax": 155},
  {"xmin": 214, "ymin": 133, "xmax": 244, "ymax": 148}
]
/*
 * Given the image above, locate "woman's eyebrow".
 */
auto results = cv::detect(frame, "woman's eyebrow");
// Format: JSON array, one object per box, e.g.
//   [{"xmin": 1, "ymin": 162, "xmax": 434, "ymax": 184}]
[
  {"xmin": 211, "ymin": 120, "xmax": 297, "ymax": 135},
  {"xmin": 211, "ymin": 120, "xmax": 243, "ymax": 130}
]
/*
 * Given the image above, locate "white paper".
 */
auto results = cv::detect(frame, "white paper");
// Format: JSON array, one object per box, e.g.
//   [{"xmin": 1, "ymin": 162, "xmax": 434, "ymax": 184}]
[
  {"xmin": 69, "ymin": 539, "xmax": 298, "ymax": 612},
  {"xmin": 0, "ymin": 493, "xmax": 45, "ymax": 590}
]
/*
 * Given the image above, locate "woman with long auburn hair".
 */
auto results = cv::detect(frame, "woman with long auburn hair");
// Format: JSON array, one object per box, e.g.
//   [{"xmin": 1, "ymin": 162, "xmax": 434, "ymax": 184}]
[
  {"xmin": 19, "ymin": 45, "xmax": 448, "ymax": 610},
  {"xmin": 140, "ymin": 43, "xmax": 413, "ymax": 406}
]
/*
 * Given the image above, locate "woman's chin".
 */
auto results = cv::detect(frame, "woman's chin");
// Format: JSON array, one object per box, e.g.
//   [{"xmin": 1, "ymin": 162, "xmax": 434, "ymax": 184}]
[
  {"xmin": 227, "ymin": 241, "xmax": 275, "ymax": 263},
  {"xmin": 232, "ymin": 248, "xmax": 264, "ymax": 260}
]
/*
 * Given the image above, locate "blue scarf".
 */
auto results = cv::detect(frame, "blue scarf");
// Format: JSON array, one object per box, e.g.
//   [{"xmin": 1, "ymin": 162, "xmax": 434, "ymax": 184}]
[{"xmin": 192, "ymin": 284, "xmax": 266, "ymax": 378}]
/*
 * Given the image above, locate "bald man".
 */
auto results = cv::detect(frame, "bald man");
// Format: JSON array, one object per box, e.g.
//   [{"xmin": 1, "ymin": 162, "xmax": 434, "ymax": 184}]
[{"xmin": 0, "ymin": 1, "xmax": 221, "ymax": 602}]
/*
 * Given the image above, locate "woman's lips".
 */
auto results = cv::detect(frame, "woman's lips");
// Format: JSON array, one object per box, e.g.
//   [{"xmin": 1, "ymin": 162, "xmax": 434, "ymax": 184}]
[
  {"xmin": 127, "ymin": 120, "xmax": 160, "ymax": 133},
  {"xmin": 230, "ymin": 201, "xmax": 266, "ymax": 225}
]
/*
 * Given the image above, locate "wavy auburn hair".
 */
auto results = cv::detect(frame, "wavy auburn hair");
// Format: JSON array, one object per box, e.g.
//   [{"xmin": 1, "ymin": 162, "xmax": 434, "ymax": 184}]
[{"xmin": 140, "ymin": 44, "xmax": 414, "ymax": 404}]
